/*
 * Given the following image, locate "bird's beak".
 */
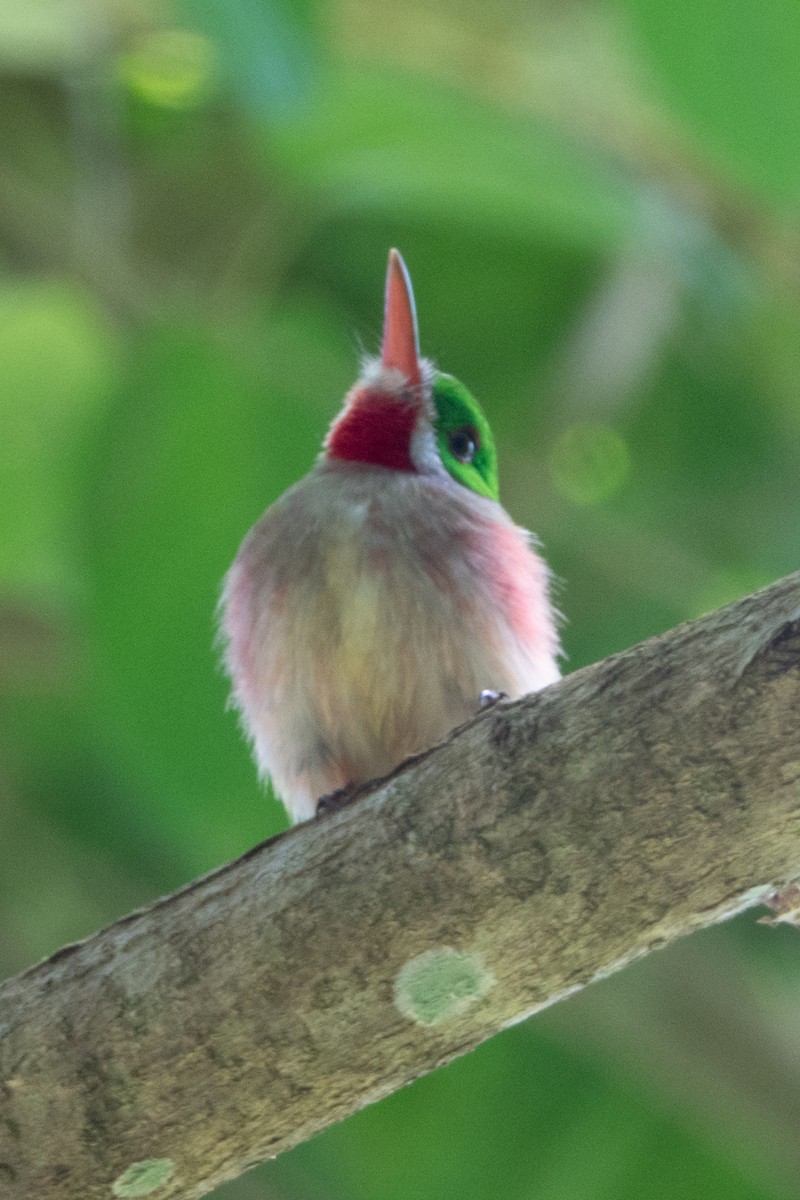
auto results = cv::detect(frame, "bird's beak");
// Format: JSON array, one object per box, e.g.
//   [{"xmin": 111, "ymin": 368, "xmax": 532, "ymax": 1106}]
[{"xmin": 381, "ymin": 248, "xmax": 422, "ymax": 388}]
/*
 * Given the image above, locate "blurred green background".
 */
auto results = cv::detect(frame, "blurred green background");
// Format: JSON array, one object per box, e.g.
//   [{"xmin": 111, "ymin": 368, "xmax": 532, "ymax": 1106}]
[{"xmin": 2, "ymin": 0, "xmax": 800, "ymax": 1197}]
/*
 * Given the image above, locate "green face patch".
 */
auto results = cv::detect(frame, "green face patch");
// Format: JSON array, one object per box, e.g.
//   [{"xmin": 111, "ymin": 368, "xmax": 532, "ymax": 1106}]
[{"xmin": 432, "ymin": 373, "xmax": 499, "ymax": 501}]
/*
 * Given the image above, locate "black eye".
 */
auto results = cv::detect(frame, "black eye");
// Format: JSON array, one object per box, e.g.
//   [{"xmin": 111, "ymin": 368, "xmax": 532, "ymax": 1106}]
[{"xmin": 448, "ymin": 426, "xmax": 479, "ymax": 464}]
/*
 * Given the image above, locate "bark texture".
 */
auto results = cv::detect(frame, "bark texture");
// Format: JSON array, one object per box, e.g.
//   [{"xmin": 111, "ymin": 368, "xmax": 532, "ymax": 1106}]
[{"xmin": 3, "ymin": 573, "xmax": 800, "ymax": 1200}]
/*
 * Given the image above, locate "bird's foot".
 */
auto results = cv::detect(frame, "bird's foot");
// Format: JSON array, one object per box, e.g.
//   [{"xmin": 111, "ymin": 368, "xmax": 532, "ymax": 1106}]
[
  {"xmin": 315, "ymin": 782, "xmax": 358, "ymax": 818},
  {"xmin": 478, "ymin": 689, "xmax": 508, "ymax": 711}
]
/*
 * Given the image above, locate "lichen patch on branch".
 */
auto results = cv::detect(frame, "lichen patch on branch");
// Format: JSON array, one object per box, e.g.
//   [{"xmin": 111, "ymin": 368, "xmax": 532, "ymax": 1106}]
[
  {"xmin": 111, "ymin": 1158, "xmax": 175, "ymax": 1197},
  {"xmin": 394, "ymin": 947, "xmax": 495, "ymax": 1027}
]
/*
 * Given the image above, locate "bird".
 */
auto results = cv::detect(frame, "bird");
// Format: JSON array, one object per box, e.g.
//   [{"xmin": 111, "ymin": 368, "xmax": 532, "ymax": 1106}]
[{"xmin": 220, "ymin": 249, "xmax": 560, "ymax": 823}]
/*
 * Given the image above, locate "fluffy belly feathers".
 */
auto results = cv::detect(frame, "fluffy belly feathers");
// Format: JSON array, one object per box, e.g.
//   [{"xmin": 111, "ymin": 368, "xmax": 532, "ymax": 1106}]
[{"xmin": 221, "ymin": 465, "xmax": 559, "ymax": 822}]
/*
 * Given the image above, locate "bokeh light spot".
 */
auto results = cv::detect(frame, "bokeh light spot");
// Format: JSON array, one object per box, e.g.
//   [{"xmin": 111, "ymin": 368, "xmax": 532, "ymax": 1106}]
[
  {"xmin": 549, "ymin": 422, "xmax": 630, "ymax": 505},
  {"xmin": 117, "ymin": 29, "xmax": 215, "ymax": 110}
]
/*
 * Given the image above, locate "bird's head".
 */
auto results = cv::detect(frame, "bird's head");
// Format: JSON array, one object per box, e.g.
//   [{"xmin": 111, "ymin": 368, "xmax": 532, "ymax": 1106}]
[{"xmin": 324, "ymin": 250, "xmax": 499, "ymax": 502}]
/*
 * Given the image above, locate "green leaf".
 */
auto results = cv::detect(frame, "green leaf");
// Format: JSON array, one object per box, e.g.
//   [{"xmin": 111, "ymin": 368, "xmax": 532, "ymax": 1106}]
[
  {"xmin": 618, "ymin": 0, "xmax": 800, "ymax": 203},
  {"xmin": 184, "ymin": 0, "xmax": 320, "ymax": 119},
  {"xmin": 272, "ymin": 66, "xmax": 639, "ymax": 251}
]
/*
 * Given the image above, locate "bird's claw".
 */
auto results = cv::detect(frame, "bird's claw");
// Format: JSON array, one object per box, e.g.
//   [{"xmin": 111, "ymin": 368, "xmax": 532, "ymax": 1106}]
[{"xmin": 315, "ymin": 783, "xmax": 358, "ymax": 817}]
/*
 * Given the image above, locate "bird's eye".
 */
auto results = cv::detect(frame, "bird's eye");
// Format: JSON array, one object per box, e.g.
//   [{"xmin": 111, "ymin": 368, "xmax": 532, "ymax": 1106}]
[{"xmin": 448, "ymin": 426, "xmax": 479, "ymax": 464}]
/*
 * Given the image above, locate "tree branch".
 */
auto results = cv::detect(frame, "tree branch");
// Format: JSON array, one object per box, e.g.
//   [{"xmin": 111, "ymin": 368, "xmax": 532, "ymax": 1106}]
[{"xmin": 3, "ymin": 573, "xmax": 800, "ymax": 1199}]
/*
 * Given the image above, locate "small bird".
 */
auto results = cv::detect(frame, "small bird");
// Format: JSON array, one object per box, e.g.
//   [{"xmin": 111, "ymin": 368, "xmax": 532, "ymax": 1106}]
[{"xmin": 221, "ymin": 250, "xmax": 560, "ymax": 823}]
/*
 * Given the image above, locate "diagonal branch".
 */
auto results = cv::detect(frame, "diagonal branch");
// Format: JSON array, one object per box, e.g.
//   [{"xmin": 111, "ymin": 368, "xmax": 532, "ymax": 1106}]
[{"xmin": 3, "ymin": 573, "xmax": 800, "ymax": 1200}]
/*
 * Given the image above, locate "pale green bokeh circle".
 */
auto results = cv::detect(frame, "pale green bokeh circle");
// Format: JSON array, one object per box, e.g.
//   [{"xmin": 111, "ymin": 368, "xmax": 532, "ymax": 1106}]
[{"xmin": 549, "ymin": 422, "xmax": 630, "ymax": 506}]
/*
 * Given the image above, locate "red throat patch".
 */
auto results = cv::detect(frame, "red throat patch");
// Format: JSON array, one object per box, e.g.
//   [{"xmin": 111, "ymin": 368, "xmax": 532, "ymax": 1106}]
[{"xmin": 325, "ymin": 388, "xmax": 419, "ymax": 472}]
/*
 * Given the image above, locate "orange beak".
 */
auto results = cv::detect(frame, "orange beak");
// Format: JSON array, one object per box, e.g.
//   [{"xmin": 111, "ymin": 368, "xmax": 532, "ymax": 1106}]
[{"xmin": 381, "ymin": 248, "xmax": 421, "ymax": 388}]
